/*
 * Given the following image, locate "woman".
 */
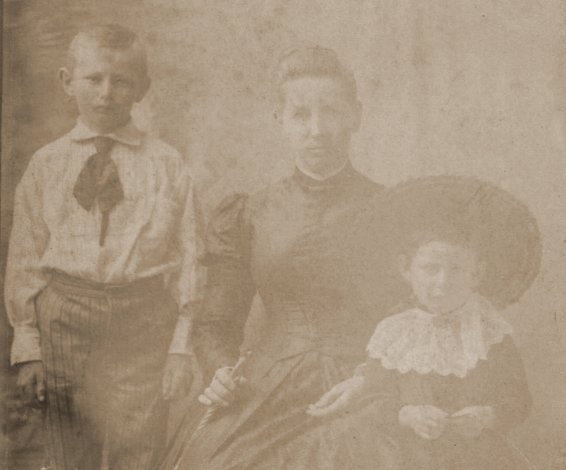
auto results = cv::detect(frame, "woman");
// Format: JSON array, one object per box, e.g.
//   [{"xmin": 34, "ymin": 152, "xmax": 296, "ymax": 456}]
[{"xmin": 161, "ymin": 46, "xmax": 400, "ymax": 470}]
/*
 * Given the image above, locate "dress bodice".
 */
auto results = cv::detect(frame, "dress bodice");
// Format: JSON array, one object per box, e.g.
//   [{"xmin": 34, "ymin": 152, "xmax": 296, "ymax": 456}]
[{"xmin": 194, "ymin": 164, "xmax": 396, "ymax": 379}]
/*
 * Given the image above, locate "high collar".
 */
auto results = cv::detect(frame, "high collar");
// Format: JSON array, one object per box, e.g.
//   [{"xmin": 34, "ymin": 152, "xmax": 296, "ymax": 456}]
[
  {"xmin": 292, "ymin": 160, "xmax": 358, "ymax": 191},
  {"xmin": 294, "ymin": 157, "xmax": 349, "ymax": 182},
  {"xmin": 70, "ymin": 119, "xmax": 144, "ymax": 147}
]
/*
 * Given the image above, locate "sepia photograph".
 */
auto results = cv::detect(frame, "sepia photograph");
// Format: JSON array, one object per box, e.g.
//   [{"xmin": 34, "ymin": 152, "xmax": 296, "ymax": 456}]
[{"xmin": 1, "ymin": 1, "xmax": 565, "ymax": 469}]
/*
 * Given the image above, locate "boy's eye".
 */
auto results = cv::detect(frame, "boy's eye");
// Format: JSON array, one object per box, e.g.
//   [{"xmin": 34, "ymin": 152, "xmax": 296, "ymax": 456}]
[
  {"xmin": 113, "ymin": 77, "xmax": 130, "ymax": 86},
  {"xmin": 321, "ymin": 105, "xmax": 340, "ymax": 116},
  {"xmin": 291, "ymin": 107, "xmax": 310, "ymax": 119},
  {"xmin": 85, "ymin": 75, "xmax": 102, "ymax": 83},
  {"xmin": 421, "ymin": 264, "xmax": 440, "ymax": 275}
]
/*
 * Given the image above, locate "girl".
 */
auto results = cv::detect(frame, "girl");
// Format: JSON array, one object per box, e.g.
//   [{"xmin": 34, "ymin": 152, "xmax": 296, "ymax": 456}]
[{"xmin": 309, "ymin": 175, "xmax": 541, "ymax": 470}]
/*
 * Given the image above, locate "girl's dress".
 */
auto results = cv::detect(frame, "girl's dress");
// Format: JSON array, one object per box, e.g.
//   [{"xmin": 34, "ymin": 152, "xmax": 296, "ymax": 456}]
[
  {"xmin": 363, "ymin": 294, "xmax": 533, "ymax": 470},
  {"xmin": 160, "ymin": 164, "xmax": 401, "ymax": 469}
]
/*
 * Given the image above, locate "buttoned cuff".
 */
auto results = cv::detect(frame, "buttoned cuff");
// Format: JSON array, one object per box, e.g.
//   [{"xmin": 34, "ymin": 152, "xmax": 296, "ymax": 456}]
[
  {"xmin": 11, "ymin": 326, "xmax": 42, "ymax": 365},
  {"xmin": 168, "ymin": 315, "xmax": 194, "ymax": 355}
]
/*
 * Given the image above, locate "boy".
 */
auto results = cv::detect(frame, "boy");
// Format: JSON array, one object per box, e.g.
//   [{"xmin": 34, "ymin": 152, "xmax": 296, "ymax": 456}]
[{"xmin": 4, "ymin": 24, "xmax": 203, "ymax": 470}]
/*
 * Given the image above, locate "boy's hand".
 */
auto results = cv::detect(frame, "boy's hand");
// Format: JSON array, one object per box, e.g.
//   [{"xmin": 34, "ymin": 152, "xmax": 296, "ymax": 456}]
[
  {"xmin": 307, "ymin": 376, "xmax": 365, "ymax": 417},
  {"xmin": 450, "ymin": 405, "xmax": 495, "ymax": 439},
  {"xmin": 198, "ymin": 366, "xmax": 246, "ymax": 408},
  {"xmin": 17, "ymin": 361, "xmax": 46, "ymax": 405},
  {"xmin": 162, "ymin": 354, "xmax": 193, "ymax": 400},
  {"xmin": 399, "ymin": 404, "xmax": 448, "ymax": 440}
]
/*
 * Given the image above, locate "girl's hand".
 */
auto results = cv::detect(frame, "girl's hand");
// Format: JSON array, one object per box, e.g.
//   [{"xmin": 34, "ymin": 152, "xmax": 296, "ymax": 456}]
[
  {"xmin": 307, "ymin": 376, "xmax": 365, "ymax": 417},
  {"xmin": 198, "ymin": 366, "xmax": 247, "ymax": 408},
  {"xmin": 450, "ymin": 406, "xmax": 495, "ymax": 439},
  {"xmin": 398, "ymin": 405, "xmax": 448, "ymax": 440}
]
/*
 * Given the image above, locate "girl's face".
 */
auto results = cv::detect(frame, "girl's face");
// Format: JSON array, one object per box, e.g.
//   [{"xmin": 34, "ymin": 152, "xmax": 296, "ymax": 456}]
[
  {"xmin": 401, "ymin": 241, "xmax": 480, "ymax": 315},
  {"xmin": 279, "ymin": 75, "xmax": 361, "ymax": 176}
]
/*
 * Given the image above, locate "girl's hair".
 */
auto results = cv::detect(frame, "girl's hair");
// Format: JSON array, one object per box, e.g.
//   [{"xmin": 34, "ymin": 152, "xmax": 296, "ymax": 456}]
[
  {"xmin": 400, "ymin": 226, "xmax": 480, "ymax": 261},
  {"xmin": 273, "ymin": 46, "xmax": 357, "ymax": 103},
  {"xmin": 67, "ymin": 24, "xmax": 148, "ymax": 78}
]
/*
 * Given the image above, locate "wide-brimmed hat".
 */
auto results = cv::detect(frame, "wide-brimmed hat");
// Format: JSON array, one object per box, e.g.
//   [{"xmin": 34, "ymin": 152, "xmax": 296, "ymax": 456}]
[{"xmin": 380, "ymin": 175, "xmax": 541, "ymax": 309}]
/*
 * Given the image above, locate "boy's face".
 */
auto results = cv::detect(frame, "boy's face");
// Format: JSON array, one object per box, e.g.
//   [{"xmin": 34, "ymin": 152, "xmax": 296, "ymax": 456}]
[
  {"xmin": 401, "ymin": 241, "xmax": 479, "ymax": 316},
  {"xmin": 60, "ymin": 42, "xmax": 149, "ymax": 134},
  {"xmin": 279, "ymin": 76, "xmax": 361, "ymax": 175}
]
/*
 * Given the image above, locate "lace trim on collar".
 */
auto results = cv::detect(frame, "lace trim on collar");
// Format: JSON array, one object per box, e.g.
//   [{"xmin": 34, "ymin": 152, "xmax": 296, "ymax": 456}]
[{"xmin": 366, "ymin": 295, "xmax": 512, "ymax": 378}]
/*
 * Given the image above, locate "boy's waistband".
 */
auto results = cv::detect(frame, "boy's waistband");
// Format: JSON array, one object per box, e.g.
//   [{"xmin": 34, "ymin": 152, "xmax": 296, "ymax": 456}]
[{"xmin": 49, "ymin": 271, "xmax": 164, "ymax": 298}]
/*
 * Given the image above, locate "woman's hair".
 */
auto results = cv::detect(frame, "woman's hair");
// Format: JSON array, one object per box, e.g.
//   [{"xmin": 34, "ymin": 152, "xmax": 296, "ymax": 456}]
[
  {"xmin": 273, "ymin": 46, "xmax": 357, "ymax": 103},
  {"xmin": 67, "ymin": 24, "xmax": 148, "ymax": 78}
]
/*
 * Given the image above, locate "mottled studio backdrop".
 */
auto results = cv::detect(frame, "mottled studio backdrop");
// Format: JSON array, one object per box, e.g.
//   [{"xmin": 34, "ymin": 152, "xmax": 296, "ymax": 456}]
[{"xmin": 1, "ymin": 0, "xmax": 566, "ymax": 468}]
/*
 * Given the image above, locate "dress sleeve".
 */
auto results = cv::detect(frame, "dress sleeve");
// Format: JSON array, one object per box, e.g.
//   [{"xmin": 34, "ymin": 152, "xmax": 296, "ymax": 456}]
[
  {"xmin": 191, "ymin": 193, "xmax": 256, "ymax": 382},
  {"xmin": 485, "ymin": 336, "xmax": 533, "ymax": 433}
]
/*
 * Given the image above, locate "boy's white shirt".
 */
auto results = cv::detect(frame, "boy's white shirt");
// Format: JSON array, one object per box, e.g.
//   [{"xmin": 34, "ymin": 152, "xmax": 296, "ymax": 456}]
[
  {"xmin": 5, "ymin": 119, "xmax": 206, "ymax": 365},
  {"xmin": 367, "ymin": 294, "xmax": 513, "ymax": 378}
]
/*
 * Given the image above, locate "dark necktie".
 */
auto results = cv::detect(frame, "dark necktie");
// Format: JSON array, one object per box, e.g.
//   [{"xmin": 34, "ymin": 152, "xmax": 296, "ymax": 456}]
[{"xmin": 73, "ymin": 136, "xmax": 124, "ymax": 246}]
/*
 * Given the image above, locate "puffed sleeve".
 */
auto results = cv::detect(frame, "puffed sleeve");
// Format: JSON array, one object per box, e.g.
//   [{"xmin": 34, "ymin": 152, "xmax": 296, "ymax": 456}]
[
  {"xmin": 191, "ymin": 193, "xmax": 256, "ymax": 382},
  {"xmin": 484, "ymin": 336, "xmax": 533, "ymax": 433}
]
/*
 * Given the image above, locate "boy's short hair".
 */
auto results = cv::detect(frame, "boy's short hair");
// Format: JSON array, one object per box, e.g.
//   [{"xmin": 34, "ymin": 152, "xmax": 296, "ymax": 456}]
[
  {"xmin": 273, "ymin": 46, "xmax": 358, "ymax": 103},
  {"xmin": 68, "ymin": 24, "xmax": 148, "ymax": 78}
]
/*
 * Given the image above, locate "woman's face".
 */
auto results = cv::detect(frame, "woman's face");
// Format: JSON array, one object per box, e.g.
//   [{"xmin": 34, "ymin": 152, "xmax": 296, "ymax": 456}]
[
  {"xmin": 401, "ymin": 241, "xmax": 480, "ymax": 316},
  {"xmin": 280, "ymin": 75, "xmax": 360, "ymax": 175}
]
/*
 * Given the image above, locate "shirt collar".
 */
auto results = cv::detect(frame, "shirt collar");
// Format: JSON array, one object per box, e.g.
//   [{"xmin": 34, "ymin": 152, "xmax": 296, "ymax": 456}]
[{"xmin": 70, "ymin": 119, "xmax": 144, "ymax": 147}]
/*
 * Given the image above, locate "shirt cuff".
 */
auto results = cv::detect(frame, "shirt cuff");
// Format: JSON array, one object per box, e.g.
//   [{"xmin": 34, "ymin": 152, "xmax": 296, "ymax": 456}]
[
  {"xmin": 168, "ymin": 315, "xmax": 194, "ymax": 355},
  {"xmin": 11, "ymin": 326, "xmax": 42, "ymax": 365}
]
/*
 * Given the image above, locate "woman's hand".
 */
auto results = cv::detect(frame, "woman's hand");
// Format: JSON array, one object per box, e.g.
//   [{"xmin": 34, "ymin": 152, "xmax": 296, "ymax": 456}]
[
  {"xmin": 198, "ymin": 366, "xmax": 247, "ymax": 408},
  {"xmin": 398, "ymin": 405, "xmax": 448, "ymax": 440},
  {"xmin": 449, "ymin": 405, "xmax": 495, "ymax": 439},
  {"xmin": 307, "ymin": 376, "xmax": 365, "ymax": 417}
]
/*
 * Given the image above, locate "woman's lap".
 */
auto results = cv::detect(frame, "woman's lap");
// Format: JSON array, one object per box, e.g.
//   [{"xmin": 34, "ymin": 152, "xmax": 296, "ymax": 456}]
[{"xmin": 162, "ymin": 352, "xmax": 399, "ymax": 469}]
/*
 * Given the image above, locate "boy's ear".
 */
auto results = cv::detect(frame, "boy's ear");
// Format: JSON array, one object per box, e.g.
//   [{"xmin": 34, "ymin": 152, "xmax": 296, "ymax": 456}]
[
  {"xmin": 135, "ymin": 75, "xmax": 151, "ymax": 103},
  {"xmin": 274, "ymin": 102, "xmax": 284, "ymax": 124},
  {"xmin": 59, "ymin": 67, "xmax": 74, "ymax": 96},
  {"xmin": 351, "ymin": 99, "xmax": 362, "ymax": 132}
]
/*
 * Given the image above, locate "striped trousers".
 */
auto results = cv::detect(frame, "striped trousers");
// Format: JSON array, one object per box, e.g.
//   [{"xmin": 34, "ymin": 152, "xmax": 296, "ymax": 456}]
[{"xmin": 36, "ymin": 273, "xmax": 177, "ymax": 470}]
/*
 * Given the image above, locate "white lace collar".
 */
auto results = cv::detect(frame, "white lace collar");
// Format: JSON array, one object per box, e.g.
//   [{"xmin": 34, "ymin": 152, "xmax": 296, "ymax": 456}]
[{"xmin": 366, "ymin": 295, "xmax": 513, "ymax": 378}]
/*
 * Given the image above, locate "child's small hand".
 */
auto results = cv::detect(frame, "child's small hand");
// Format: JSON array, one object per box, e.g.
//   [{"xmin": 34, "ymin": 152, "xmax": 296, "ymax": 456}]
[
  {"xmin": 450, "ymin": 406, "xmax": 495, "ymax": 439},
  {"xmin": 398, "ymin": 405, "xmax": 448, "ymax": 440},
  {"xmin": 307, "ymin": 376, "xmax": 365, "ymax": 417}
]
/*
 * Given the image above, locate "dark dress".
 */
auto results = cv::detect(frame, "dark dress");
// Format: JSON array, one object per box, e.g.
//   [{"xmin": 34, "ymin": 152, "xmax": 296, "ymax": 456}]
[
  {"xmin": 363, "ymin": 333, "xmax": 533, "ymax": 470},
  {"xmin": 161, "ymin": 164, "xmax": 401, "ymax": 469}
]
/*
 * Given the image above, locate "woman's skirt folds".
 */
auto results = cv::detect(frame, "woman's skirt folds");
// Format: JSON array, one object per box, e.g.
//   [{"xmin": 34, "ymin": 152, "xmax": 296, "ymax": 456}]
[{"xmin": 160, "ymin": 350, "xmax": 400, "ymax": 470}]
